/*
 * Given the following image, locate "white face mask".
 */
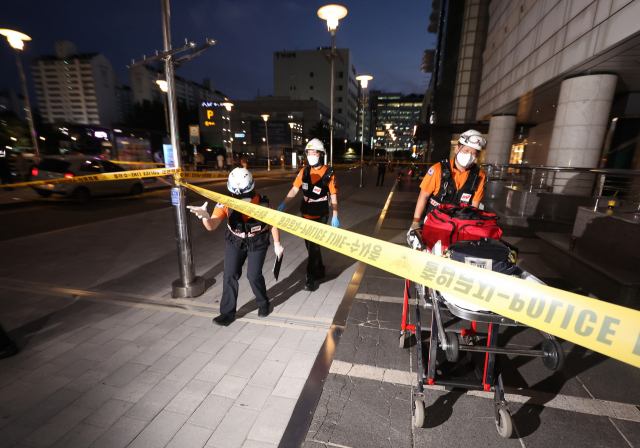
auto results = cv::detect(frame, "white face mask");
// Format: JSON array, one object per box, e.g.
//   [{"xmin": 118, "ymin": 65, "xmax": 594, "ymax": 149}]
[
  {"xmin": 456, "ymin": 152, "xmax": 476, "ymax": 168},
  {"xmin": 241, "ymin": 197, "xmax": 252, "ymax": 202},
  {"xmin": 307, "ymin": 155, "xmax": 320, "ymax": 166}
]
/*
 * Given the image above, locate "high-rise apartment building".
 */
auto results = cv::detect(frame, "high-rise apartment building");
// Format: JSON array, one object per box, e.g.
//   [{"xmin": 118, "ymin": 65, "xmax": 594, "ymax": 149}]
[
  {"xmin": 129, "ymin": 64, "xmax": 224, "ymax": 109},
  {"xmin": 273, "ymin": 48, "xmax": 358, "ymax": 141},
  {"xmin": 32, "ymin": 41, "xmax": 121, "ymax": 126}
]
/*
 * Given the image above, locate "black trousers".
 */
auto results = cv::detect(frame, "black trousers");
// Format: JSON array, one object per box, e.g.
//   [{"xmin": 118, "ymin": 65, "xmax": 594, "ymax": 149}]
[
  {"xmin": 220, "ymin": 242, "xmax": 269, "ymax": 317},
  {"xmin": 376, "ymin": 171, "xmax": 385, "ymax": 185},
  {"xmin": 305, "ymin": 214, "xmax": 328, "ymax": 279}
]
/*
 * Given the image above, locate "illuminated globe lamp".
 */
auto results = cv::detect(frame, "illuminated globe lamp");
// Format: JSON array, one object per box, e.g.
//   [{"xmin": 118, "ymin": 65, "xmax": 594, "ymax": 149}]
[
  {"xmin": 156, "ymin": 79, "xmax": 168, "ymax": 93},
  {"xmin": 0, "ymin": 29, "xmax": 31, "ymax": 50},
  {"xmin": 317, "ymin": 5, "xmax": 348, "ymax": 33}
]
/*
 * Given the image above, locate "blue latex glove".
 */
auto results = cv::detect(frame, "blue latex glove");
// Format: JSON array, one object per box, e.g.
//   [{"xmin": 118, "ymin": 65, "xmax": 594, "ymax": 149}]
[
  {"xmin": 277, "ymin": 202, "xmax": 287, "ymax": 212},
  {"xmin": 331, "ymin": 217, "xmax": 339, "ymax": 227}
]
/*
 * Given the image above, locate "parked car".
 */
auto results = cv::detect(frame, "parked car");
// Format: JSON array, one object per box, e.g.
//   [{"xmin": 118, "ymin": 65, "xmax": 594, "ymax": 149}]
[{"xmin": 30, "ymin": 156, "xmax": 144, "ymax": 203}]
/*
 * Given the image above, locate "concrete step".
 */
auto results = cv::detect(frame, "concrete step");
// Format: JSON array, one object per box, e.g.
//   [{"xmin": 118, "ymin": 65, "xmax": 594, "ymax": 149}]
[{"xmin": 537, "ymin": 232, "xmax": 640, "ymax": 309}]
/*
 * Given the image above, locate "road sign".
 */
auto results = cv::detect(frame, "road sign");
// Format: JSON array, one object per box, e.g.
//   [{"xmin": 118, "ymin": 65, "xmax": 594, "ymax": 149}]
[{"xmin": 189, "ymin": 125, "xmax": 200, "ymax": 145}]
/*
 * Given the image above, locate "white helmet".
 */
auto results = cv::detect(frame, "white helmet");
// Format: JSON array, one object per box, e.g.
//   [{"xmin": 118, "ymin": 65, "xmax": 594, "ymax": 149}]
[
  {"xmin": 304, "ymin": 138, "xmax": 326, "ymax": 154},
  {"xmin": 227, "ymin": 168, "xmax": 254, "ymax": 195},
  {"xmin": 458, "ymin": 130, "xmax": 487, "ymax": 151}
]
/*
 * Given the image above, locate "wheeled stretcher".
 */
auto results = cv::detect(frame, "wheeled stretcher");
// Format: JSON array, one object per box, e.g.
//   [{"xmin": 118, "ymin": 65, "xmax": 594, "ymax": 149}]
[{"xmin": 400, "ymin": 232, "xmax": 565, "ymax": 438}]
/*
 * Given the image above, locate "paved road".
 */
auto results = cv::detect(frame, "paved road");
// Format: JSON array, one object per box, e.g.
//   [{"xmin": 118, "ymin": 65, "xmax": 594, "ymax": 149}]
[{"xmin": 0, "ymin": 175, "xmax": 298, "ymax": 242}]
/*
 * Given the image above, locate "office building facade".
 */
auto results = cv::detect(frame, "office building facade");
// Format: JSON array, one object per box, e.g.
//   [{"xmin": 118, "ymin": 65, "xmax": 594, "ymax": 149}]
[
  {"xmin": 228, "ymin": 96, "xmax": 347, "ymax": 160},
  {"xmin": 415, "ymin": 0, "xmax": 490, "ymax": 162},
  {"xmin": 370, "ymin": 91, "xmax": 424, "ymax": 156},
  {"xmin": 476, "ymin": 0, "xmax": 640, "ymax": 192},
  {"xmin": 273, "ymin": 48, "xmax": 357, "ymax": 141}
]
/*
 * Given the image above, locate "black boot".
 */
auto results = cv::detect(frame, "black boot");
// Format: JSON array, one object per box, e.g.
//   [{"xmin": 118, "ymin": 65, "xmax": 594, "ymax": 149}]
[
  {"xmin": 258, "ymin": 305, "xmax": 270, "ymax": 317},
  {"xmin": 304, "ymin": 276, "xmax": 316, "ymax": 292},
  {"xmin": 213, "ymin": 314, "xmax": 235, "ymax": 326}
]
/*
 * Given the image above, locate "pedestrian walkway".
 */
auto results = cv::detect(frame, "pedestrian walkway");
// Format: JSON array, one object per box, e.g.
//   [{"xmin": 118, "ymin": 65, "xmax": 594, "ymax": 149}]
[{"xmin": 0, "ymin": 167, "xmax": 391, "ymax": 448}]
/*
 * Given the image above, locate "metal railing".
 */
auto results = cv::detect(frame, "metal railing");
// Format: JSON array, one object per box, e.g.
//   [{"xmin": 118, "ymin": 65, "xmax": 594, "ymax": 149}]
[{"xmin": 482, "ymin": 164, "xmax": 640, "ymax": 211}]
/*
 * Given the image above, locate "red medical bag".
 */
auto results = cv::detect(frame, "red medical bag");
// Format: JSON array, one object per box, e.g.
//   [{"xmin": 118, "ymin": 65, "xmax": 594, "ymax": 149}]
[{"xmin": 422, "ymin": 204, "xmax": 503, "ymax": 250}]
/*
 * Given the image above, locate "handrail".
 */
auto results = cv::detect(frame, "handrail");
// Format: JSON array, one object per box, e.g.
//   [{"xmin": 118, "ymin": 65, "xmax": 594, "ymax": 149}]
[
  {"xmin": 481, "ymin": 164, "xmax": 640, "ymax": 208},
  {"xmin": 480, "ymin": 164, "xmax": 640, "ymax": 176}
]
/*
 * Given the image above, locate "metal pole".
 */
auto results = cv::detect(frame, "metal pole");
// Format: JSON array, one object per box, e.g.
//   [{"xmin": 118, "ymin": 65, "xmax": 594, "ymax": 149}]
[
  {"xmin": 163, "ymin": 94, "xmax": 170, "ymax": 134},
  {"xmin": 360, "ymin": 87, "xmax": 365, "ymax": 188},
  {"xmin": 265, "ymin": 123, "xmax": 270, "ymax": 171},
  {"xmin": 15, "ymin": 50, "xmax": 39, "ymax": 159},
  {"xmin": 161, "ymin": 0, "xmax": 205, "ymax": 298},
  {"xmin": 330, "ymin": 31, "xmax": 335, "ymax": 167}
]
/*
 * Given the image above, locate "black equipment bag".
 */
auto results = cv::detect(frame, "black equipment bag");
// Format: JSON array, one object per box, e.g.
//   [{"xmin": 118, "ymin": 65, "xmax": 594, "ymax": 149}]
[{"xmin": 443, "ymin": 238, "xmax": 518, "ymax": 275}]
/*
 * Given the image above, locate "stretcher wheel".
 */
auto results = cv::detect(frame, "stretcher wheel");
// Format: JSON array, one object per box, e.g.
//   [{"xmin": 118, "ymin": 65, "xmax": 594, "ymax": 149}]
[
  {"xmin": 413, "ymin": 399, "xmax": 425, "ymax": 428},
  {"xmin": 541, "ymin": 339, "xmax": 565, "ymax": 372},
  {"xmin": 399, "ymin": 332, "xmax": 412, "ymax": 349},
  {"xmin": 445, "ymin": 332, "xmax": 459, "ymax": 363},
  {"xmin": 495, "ymin": 407, "xmax": 513, "ymax": 438}
]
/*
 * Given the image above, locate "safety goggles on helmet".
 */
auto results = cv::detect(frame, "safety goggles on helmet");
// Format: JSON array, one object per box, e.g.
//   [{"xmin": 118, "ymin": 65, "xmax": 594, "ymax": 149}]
[
  {"xmin": 304, "ymin": 138, "xmax": 326, "ymax": 155},
  {"xmin": 458, "ymin": 131, "xmax": 487, "ymax": 151}
]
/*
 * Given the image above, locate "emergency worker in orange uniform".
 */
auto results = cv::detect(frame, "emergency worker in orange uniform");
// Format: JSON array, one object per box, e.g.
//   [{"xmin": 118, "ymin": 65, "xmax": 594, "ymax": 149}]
[
  {"xmin": 188, "ymin": 168, "xmax": 283, "ymax": 325},
  {"xmin": 409, "ymin": 130, "xmax": 488, "ymax": 236},
  {"xmin": 277, "ymin": 139, "xmax": 338, "ymax": 291}
]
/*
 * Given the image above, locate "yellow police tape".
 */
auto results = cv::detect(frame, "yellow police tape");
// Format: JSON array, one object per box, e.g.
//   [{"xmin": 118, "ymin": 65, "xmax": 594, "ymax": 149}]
[
  {"xmin": 179, "ymin": 170, "xmax": 297, "ymax": 180},
  {"xmin": 179, "ymin": 180, "xmax": 640, "ymax": 369},
  {"xmin": 2, "ymin": 168, "xmax": 179, "ymax": 189}
]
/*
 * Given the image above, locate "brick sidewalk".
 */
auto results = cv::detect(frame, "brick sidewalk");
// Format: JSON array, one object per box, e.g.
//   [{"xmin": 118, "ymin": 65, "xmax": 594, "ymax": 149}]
[{"xmin": 0, "ymin": 167, "xmax": 391, "ymax": 447}]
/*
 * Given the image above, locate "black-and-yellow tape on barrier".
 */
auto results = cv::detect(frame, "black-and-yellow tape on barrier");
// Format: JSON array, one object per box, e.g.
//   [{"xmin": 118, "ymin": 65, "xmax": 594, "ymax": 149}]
[
  {"xmin": 2, "ymin": 168, "xmax": 179, "ymax": 189},
  {"xmin": 179, "ymin": 180, "xmax": 640, "ymax": 369}
]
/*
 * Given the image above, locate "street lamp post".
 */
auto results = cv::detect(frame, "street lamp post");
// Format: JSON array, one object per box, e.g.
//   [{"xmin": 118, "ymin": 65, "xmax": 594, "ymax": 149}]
[
  {"xmin": 160, "ymin": 0, "xmax": 205, "ymax": 298},
  {"xmin": 355, "ymin": 75, "xmax": 372, "ymax": 188},
  {"xmin": 288, "ymin": 122, "xmax": 295, "ymax": 169},
  {"xmin": 318, "ymin": 4, "xmax": 347, "ymax": 167},
  {"xmin": 127, "ymin": 0, "xmax": 215, "ymax": 299},
  {"xmin": 261, "ymin": 115, "xmax": 270, "ymax": 171},
  {"xmin": 223, "ymin": 102, "xmax": 234, "ymax": 158},
  {"xmin": 0, "ymin": 29, "xmax": 40, "ymax": 159}
]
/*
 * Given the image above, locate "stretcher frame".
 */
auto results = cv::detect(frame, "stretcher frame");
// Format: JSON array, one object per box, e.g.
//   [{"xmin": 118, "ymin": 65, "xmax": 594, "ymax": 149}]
[{"xmin": 400, "ymin": 233, "xmax": 565, "ymax": 438}]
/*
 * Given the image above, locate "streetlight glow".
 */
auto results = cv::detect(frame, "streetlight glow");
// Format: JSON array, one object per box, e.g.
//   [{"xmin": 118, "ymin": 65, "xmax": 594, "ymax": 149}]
[
  {"xmin": 261, "ymin": 114, "xmax": 269, "ymax": 122},
  {"xmin": 288, "ymin": 122, "xmax": 295, "ymax": 129},
  {"xmin": 222, "ymin": 102, "xmax": 234, "ymax": 112},
  {"xmin": 0, "ymin": 29, "xmax": 31, "ymax": 50},
  {"xmin": 317, "ymin": 5, "xmax": 348, "ymax": 31},
  {"xmin": 156, "ymin": 79, "xmax": 168, "ymax": 93},
  {"xmin": 355, "ymin": 75, "xmax": 373, "ymax": 89}
]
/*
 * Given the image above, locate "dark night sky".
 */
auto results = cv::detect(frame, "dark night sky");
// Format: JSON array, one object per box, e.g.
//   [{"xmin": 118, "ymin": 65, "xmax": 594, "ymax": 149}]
[{"xmin": 1, "ymin": 0, "xmax": 434, "ymax": 102}]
